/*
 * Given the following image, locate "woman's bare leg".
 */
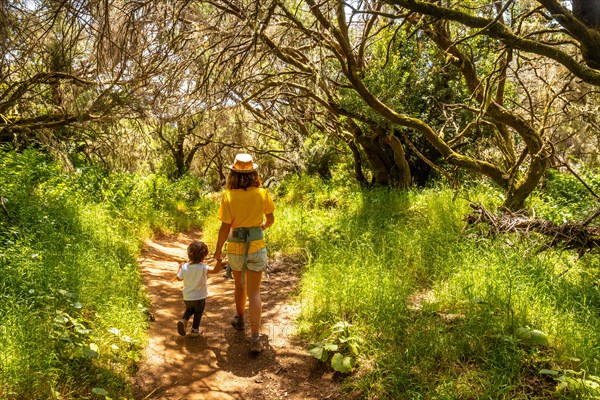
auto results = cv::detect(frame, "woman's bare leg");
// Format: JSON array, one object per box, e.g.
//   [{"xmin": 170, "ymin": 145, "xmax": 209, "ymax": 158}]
[
  {"xmin": 245, "ymin": 270, "xmax": 263, "ymax": 336},
  {"xmin": 232, "ymin": 270, "xmax": 246, "ymax": 318}
]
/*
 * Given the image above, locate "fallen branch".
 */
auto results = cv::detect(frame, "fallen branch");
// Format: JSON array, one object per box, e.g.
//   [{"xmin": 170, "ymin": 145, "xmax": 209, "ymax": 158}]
[{"xmin": 465, "ymin": 203, "xmax": 600, "ymax": 254}]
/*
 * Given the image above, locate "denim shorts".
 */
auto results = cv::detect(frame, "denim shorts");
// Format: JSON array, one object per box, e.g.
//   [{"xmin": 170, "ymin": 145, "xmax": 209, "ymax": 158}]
[{"xmin": 228, "ymin": 247, "xmax": 268, "ymax": 272}]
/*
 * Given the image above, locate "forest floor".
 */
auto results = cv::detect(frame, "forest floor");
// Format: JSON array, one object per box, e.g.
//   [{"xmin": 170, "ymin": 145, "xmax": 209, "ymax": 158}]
[{"xmin": 132, "ymin": 230, "xmax": 344, "ymax": 400}]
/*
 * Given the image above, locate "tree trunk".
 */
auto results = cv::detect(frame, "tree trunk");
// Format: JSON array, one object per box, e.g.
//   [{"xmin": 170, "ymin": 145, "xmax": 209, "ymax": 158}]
[
  {"xmin": 388, "ymin": 134, "xmax": 412, "ymax": 188},
  {"xmin": 354, "ymin": 132, "xmax": 413, "ymax": 187},
  {"xmin": 504, "ymin": 154, "xmax": 548, "ymax": 210},
  {"xmin": 174, "ymin": 142, "xmax": 187, "ymax": 179},
  {"xmin": 355, "ymin": 135, "xmax": 391, "ymax": 185},
  {"xmin": 345, "ymin": 139, "xmax": 368, "ymax": 186}
]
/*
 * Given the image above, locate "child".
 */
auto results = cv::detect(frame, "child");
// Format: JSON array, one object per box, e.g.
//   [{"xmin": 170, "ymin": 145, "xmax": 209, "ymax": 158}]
[{"xmin": 176, "ymin": 240, "xmax": 223, "ymax": 337}]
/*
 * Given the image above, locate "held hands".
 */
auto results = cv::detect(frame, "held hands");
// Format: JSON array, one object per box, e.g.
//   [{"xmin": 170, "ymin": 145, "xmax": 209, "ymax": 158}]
[
  {"xmin": 207, "ymin": 257, "xmax": 227, "ymax": 274},
  {"xmin": 213, "ymin": 251, "xmax": 222, "ymax": 262}
]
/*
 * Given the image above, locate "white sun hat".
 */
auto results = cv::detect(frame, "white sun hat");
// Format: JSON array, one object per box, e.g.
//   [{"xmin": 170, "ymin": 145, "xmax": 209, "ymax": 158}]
[{"xmin": 228, "ymin": 153, "xmax": 258, "ymax": 173}]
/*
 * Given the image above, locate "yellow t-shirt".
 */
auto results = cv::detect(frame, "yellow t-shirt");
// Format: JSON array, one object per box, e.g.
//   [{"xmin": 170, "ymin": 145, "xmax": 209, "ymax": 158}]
[{"xmin": 218, "ymin": 187, "xmax": 275, "ymax": 255}]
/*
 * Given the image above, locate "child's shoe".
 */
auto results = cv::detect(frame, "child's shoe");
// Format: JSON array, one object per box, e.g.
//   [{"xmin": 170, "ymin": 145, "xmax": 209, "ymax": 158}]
[
  {"xmin": 190, "ymin": 328, "xmax": 201, "ymax": 338},
  {"xmin": 177, "ymin": 319, "xmax": 187, "ymax": 336},
  {"xmin": 224, "ymin": 264, "xmax": 233, "ymax": 279}
]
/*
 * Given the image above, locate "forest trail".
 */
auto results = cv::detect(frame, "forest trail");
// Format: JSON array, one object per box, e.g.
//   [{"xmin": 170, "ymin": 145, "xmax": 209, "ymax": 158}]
[{"xmin": 132, "ymin": 230, "xmax": 343, "ymax": 400}]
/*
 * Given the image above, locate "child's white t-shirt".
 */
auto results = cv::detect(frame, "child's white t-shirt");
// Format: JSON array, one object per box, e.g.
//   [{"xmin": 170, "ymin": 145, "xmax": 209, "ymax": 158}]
[{"xmin": 177, "ymin": 262, "xmax": 209, "ymax": 301}]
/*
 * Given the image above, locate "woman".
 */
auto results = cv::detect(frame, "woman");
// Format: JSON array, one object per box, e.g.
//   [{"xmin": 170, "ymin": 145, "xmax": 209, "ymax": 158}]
[{"xmin": 213, "ymin": 153, "xmax": 275, "ymax": 354}]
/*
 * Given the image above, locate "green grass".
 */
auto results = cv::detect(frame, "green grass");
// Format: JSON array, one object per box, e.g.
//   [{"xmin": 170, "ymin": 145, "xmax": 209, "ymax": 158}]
[
  {"xmin": 259, "ymin": 175, "xmax": 600, "ymax": 399},
  {"xmin": 0, "ymin": 148, "xmax": 214, "ymax": 399},
  {"xmin": 4, "ymin": 151, "xmax": 600, "ymax": 399}
]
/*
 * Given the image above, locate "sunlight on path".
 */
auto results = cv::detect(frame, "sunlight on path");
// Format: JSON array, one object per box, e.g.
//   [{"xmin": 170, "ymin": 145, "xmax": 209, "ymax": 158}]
[{"xmin": 133, "ymin": 231, "xmax": 342, "ymax": 400}]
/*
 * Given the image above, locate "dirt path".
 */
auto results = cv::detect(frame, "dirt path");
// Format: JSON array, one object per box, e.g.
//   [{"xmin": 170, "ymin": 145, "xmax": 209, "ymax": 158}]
[{"xmin": 133, "ymin": 230, "xmax": 343, "ymax": 400}]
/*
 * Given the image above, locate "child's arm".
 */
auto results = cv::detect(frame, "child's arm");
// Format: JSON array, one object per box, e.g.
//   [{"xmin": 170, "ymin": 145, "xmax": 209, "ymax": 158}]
[
  {"xmin": 207, "ymin": 259, "xmax": 226, "ymax": 274},
  {"xmin": 176, "ymin": 263, "xmax": 184, "ymax": 280}
]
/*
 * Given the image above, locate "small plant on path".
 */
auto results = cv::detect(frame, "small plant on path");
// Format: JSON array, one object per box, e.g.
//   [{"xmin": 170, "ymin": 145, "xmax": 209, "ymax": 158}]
[{"xmin": 309, "ymin": 321, "xmax": 362, "ymax": 373}]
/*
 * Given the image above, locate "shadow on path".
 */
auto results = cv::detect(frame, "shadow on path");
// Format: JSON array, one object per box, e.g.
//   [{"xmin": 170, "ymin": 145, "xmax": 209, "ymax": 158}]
[{"xmin": 133, "ymin": 230, "xmax": 343, "ymax": 400}]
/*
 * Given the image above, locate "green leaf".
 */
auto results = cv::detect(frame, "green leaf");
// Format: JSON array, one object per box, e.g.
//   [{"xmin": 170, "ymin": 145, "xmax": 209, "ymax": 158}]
[
  {"xmin": 92, "ymin": 387, "xmax": 109, "ymax": 396},
  {"xmin": 332, "ymin": 321, "xmax": 350, "ymax": 334},
  {"xmin": 529, "ymin": 330, "xmax": 549, "ymax": 346},
  {"xmin": 322, "ymin": 342, "xmax": 338, "ymax": 352},
  {"xmin": 331, "ymin": 353, "xmax": 353, "ymax": 373},
  {"xmin": 83, "ymin": 343, "xmax": 99, "ymax": 358},
  {"xmin": 539, "ymin": 369, "xmax": 559, "ymax": 376},
  {"xmin": 515, "ymin": 327, "xmax": 530, "ymax": 339},
  {"xmin": 588, "ymin": 375, "xmax": 600, "ymax": 384},
  {"xmin": 515, "ymin": 327, "xmax": 548, "ymax": 346},
  {"xmin": 75, "ymin": 324, "xmax": 91, "ymax": 335},
  {"xmin": 309, "ymin": 345, "xmax": 329, "ymax": 362},
  {"xmin": 54, "ymin": 315, "xmax": 69, "ymax": 325}
]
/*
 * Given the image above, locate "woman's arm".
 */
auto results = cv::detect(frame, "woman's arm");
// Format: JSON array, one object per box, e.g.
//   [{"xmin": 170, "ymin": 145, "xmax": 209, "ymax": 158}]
[
  {"xmin": 214, "ymin": 221, "xmax": 231, "ymax": 260},
  {"xmin": 262, "ymin": 212, "xmax": 274, "ymax": 230}
]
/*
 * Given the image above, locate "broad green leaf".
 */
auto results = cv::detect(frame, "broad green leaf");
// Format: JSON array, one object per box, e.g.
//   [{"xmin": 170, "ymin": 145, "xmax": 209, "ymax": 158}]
[
  {"xmin": 331, "ymin": 353, "xmax": 353, "ymax": 373},
  {"xmin": 515, "ymin": 327, "xmax": 548, "ymax": 346},
  {"xmin": 529, "ymin": 330, "xmax": 549, "ymax": 346},
  {"xmin": 309, "ymin": 345, "xmax": 328, "ymax": 361},
  {"xmin": 322, "ymin": 342, "xmax": 338, "ymax": 352}
]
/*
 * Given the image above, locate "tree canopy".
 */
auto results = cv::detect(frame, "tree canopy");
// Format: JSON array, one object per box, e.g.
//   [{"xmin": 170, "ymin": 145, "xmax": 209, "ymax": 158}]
[{"xmin": 1, "ymin": 0, "xmax": 599, "ymax": 208}]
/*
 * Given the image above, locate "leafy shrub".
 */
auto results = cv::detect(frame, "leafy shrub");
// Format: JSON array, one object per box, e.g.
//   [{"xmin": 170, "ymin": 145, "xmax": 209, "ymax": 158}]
[
  {"xmin": 0, "ymin": 147, "xmax": 213, "ymax": 398},
  {"xmin": 531, "ymin": 168, "xmax": 600, "ymax": 223}
]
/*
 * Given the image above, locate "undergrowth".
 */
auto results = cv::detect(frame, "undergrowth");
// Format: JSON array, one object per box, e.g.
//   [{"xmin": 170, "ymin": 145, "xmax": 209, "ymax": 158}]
[
  {"xmin": 251, "ymin": 174, "xmax": 600, "ymax": 399},
  {"xmin": 4, "ymin": 150, "xmax": 600, "ymax": 400},
  {"xmin": 0, "ymin": 148, "xmax": 213, "ymax": 399}
]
